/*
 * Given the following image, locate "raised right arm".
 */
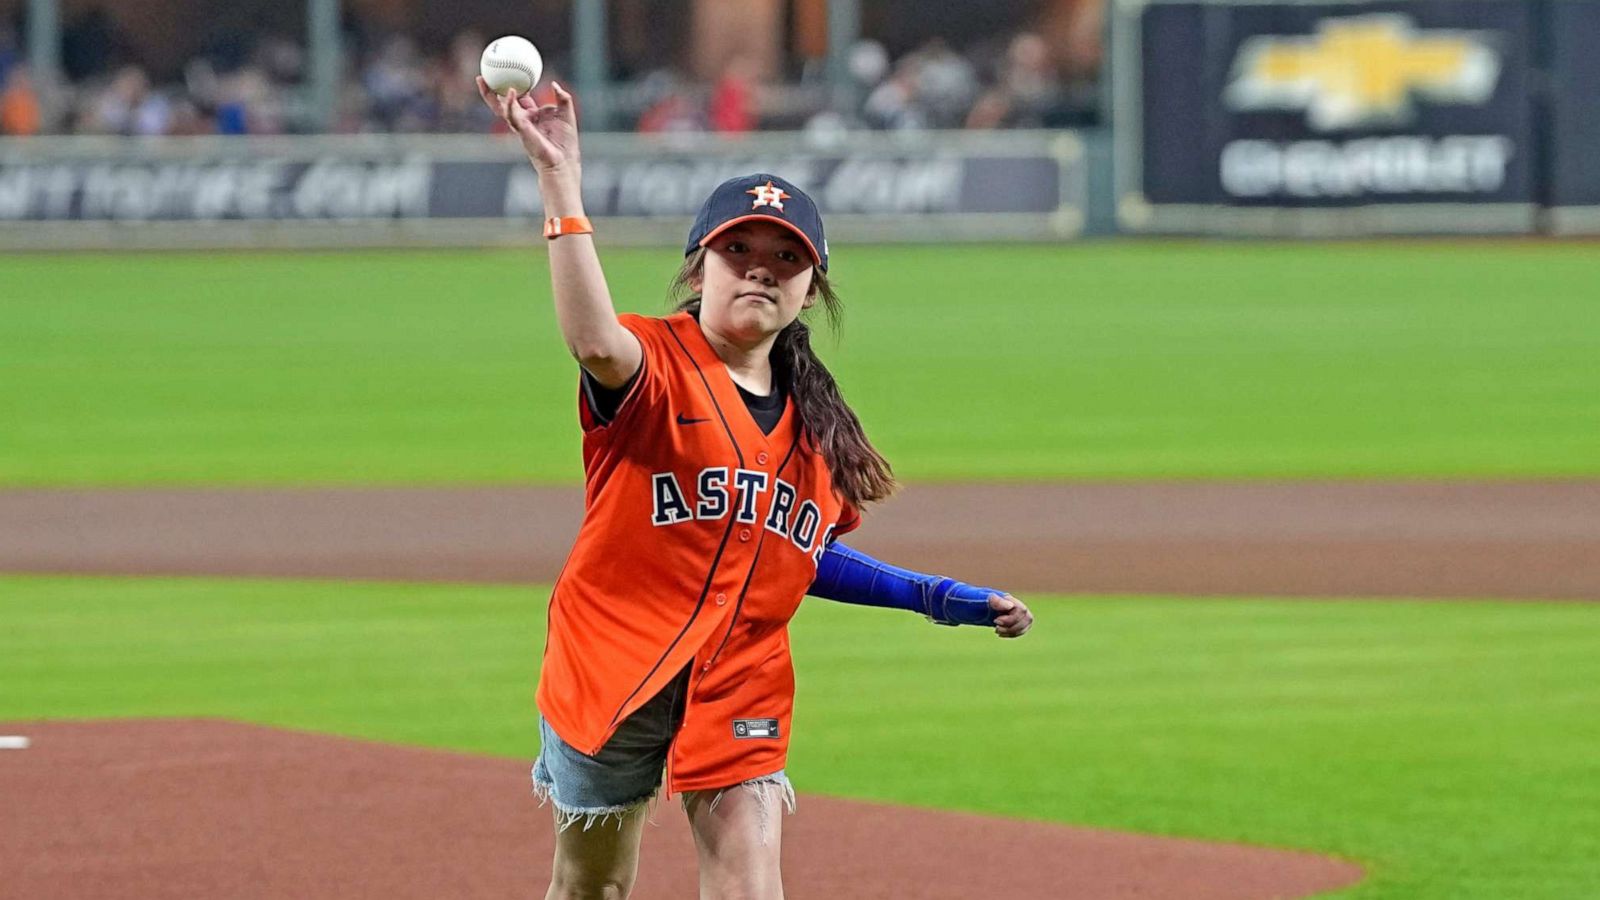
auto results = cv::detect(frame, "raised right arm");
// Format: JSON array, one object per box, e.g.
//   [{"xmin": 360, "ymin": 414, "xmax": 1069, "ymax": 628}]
[{"xmin": 477, "ymin": 77, "xmax": 641, "ymax": 389}]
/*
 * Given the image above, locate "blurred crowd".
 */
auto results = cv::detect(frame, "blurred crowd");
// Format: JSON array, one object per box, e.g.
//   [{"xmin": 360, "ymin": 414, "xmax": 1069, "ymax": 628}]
[
  {"xmin": 635, "ymin": 30, "xmax": 1099, "ymax": 138},
  {"xmin": 0, "ymin": 15, "xmax": 1099, "ymax": 137},
  {"xmin": 0, "ymin": 19, "xmax": 499, "ymax": 136},
  {"xmin": 837, "ymin": 31, "xmax": 1097, "ymax": 132}
]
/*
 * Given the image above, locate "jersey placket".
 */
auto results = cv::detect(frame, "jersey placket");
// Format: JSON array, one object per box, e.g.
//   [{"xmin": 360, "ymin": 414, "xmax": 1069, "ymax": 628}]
[
  {"xmin": 678, "ymin": 312, "xmax": 795, "ymax": 676},
  {"xmin": 665, "ymin": 314, "xmax": 798, "ymax": 794}
]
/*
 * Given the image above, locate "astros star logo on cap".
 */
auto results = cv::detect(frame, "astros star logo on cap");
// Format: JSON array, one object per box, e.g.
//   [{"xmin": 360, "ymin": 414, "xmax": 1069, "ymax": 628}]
[{"xmin": 747, "ymin": 180, "xmax": 790, "ymax": 211}]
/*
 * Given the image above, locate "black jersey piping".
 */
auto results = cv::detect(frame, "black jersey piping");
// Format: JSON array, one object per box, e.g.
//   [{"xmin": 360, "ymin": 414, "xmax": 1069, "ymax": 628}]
[
  {"xmin": 666, "ymin": 324, "xmax": 745, "ymax": 469},
  {"xmin": 706, "ymin": 541, "xmax": 763, "ymax": 669},
  {"xmin": 605, "ymin": 322, "xmax": 745, "ymax": 732},
  {"xmin": 703, "ymin": 425, "xmax": 805, "ymax": 669},
  {"xmin": 605, "ymin": 512, "xmax": 736, "ymax": 732}
]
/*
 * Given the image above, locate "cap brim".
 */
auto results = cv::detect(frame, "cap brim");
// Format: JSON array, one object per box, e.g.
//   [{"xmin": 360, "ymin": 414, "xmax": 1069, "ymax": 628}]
[{"xmin": 698, "ymin": 215, "xmax": 823, "ymax": 269}]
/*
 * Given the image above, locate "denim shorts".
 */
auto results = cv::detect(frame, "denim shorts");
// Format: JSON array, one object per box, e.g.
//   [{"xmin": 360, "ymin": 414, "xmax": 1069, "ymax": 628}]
[{"xmin": 530, "ymin": 664, "xmax": 794, "ymax": 832}]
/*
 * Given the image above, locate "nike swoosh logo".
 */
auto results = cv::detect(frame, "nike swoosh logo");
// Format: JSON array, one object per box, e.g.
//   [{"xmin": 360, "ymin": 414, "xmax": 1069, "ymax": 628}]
[{"xmin": 676, "ymin": 413, "xmax": 711, "ymax": 426}]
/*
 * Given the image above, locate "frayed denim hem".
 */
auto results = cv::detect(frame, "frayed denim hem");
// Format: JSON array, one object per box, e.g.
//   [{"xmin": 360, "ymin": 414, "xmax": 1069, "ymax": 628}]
[
  {"xmin": 530, "ymin": 762, "xmax": 660, "ymax": 832},
  {"xmin": 681, "ymin": 771, "xmax": 797, "ymax": 846}
]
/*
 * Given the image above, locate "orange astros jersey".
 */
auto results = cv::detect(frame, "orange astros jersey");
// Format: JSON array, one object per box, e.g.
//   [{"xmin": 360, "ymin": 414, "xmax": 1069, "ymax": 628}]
[{"xmin": 537, "ymin": 311, "xmax": 860, "ymax": 795}]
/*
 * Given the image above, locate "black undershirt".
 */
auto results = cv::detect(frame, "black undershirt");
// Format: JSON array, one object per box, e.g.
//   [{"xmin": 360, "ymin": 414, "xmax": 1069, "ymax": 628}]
[{"xmin": 583, "ymin": 368, "xmax": 785, "ymax": 435}]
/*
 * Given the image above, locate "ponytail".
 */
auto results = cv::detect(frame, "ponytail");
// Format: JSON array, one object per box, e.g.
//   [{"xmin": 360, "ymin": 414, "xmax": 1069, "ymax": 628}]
[{"xmin": 671, "ymin": 250, "xmax": 897, "ymax": 508}]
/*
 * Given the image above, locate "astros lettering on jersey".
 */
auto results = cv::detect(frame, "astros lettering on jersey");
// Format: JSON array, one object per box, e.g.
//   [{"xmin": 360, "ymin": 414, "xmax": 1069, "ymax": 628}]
[{"xmin": 537, "ymin": 311, "xmax": 860, "ymax": 795}]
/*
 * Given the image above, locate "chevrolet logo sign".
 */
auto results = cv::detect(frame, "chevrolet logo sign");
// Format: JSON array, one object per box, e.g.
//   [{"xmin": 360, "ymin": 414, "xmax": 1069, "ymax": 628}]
[{"xmin": 1224, "ymin": 14, "xmax": 1500, "ymax": 131}]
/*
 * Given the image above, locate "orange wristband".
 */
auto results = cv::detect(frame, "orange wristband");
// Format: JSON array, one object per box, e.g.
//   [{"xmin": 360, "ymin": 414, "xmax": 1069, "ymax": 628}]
[{"xmin": 544, "ymin": 216, "xmax": 594, "ymax": 239}]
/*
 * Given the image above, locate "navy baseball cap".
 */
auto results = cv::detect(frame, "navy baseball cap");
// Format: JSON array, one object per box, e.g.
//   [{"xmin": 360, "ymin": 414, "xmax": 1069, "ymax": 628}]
[{"xmin": 685, "ymin": 173, "xmax": 828, "ymax": 272}]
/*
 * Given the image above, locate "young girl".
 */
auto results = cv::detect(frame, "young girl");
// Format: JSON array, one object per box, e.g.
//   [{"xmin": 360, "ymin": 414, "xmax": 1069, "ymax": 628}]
[{"xmin": 478, "ymin": 77, "xmax": 1033, "ymax": 900}]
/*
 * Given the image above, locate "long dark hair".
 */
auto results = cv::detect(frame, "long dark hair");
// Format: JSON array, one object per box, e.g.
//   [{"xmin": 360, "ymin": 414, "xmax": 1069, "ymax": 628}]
[{"xmin": 671, "ymin": 248, "xmax": 896, "ymax": 508}]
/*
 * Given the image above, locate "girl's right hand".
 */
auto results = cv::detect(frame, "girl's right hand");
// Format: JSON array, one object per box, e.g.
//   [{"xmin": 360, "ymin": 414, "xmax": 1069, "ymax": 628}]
[{"xmin": 477, "ymin": 76, "xmax": 580, "ymax": 176}]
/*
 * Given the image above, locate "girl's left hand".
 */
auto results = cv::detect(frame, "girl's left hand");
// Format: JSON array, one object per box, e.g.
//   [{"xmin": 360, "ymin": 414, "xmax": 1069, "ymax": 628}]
[{"xmin": 989, "ymin": 594, "xmax": 1033, "ymax": 638}]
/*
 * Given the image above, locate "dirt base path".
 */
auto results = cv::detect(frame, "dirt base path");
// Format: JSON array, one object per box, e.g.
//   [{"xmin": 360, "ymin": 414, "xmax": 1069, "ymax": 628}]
[
  {"xmin": 7, "ymin": 482, "xmax": 1593, "ymax": 897},
  {"xmin": 3, "ymin": 481, "xmax": 1597, "ymax": 598},
  {"xmin": 0, "ymin": 719, "xmax": 1362, "ymax": 900}
]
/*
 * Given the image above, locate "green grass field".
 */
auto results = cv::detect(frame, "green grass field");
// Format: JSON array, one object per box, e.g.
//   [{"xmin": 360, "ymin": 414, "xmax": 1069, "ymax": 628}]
[
  {"xmin": 3, "ymin": 242, "xmax": 1598, "ymax": 485},
  {"xmin": 3, "ymin": 576, "xmax": 1597, "ymax": 899},
  {"xmin": 5, "ymin": 242, "xmax": 1598, "ymax": 897}
]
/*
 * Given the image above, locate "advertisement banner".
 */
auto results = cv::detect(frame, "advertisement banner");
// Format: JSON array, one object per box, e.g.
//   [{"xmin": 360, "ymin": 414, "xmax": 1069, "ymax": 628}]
[
  {"xmin": 0, "ymin": 133, "xmax": 1086, "ymax": 248},
  {"xmin": 0, "ymin": 154, "xmax": 1069, "ymax": 223},
  {"xmin": 1115, "ymin": 0, "xmax": 1538, "ymax": 234}
]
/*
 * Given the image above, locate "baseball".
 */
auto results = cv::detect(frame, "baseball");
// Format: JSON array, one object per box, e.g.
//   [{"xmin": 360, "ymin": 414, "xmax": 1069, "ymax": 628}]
[{"xmin": 480, "ymin": 36, "xmax": 543, "ymax": 95}]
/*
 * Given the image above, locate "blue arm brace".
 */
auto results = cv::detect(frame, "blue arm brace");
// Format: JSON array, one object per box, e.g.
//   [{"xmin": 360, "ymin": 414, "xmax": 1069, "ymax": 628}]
[{"xmin": 811, "ymin": 542, "xmax": 1003, "ymax": 627}]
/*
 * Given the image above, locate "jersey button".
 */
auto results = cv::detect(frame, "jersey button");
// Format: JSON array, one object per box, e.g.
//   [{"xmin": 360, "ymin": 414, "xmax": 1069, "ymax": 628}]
[
  {"xmin": 739, "ymin": 528, "xmax": 752, "ymax": 542},
  {"xmin": 702, "ymin": 662, "xmax": 712, "ymax": 672},
  {"xmin": 715, "ymin": 592, "xmax": 728, "ymax": 606},
  {"xmin": 757, "ymin": 452, "xmax": 769, "ymax": 465}
]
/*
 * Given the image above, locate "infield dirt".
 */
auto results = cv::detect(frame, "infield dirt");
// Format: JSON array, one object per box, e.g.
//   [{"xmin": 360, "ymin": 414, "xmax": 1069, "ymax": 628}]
[
  {"xmin": 7, "ymin": 479, "xmax": 1594, "ymax": 898},
  {"xmin": 0, "ymin": 719, "xmax": 1363, "ymax": 899},
  {"xmin": 3, "ymin": 481, "xmax": 1597, "ymax": 598}
]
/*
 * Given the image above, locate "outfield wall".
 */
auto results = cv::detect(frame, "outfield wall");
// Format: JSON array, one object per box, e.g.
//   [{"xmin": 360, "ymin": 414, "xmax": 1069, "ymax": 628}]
[
  {"xmin": 0, "ymin": 131, "xmax": 1091, "ymax": 251},
  {"xmin": 7, "ymin": 0, "xmax": 1600, "ymax": 253}
]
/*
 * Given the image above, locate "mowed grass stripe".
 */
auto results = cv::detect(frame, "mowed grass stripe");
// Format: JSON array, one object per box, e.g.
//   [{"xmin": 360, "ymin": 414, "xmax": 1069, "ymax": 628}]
[
  {"xmin": 3, "ymin": 575, "xmax": 1597, "ymax": 899},
  {"xmin": 3, "ymin": 242, "xmax": 1598, "ymax": 484}
]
